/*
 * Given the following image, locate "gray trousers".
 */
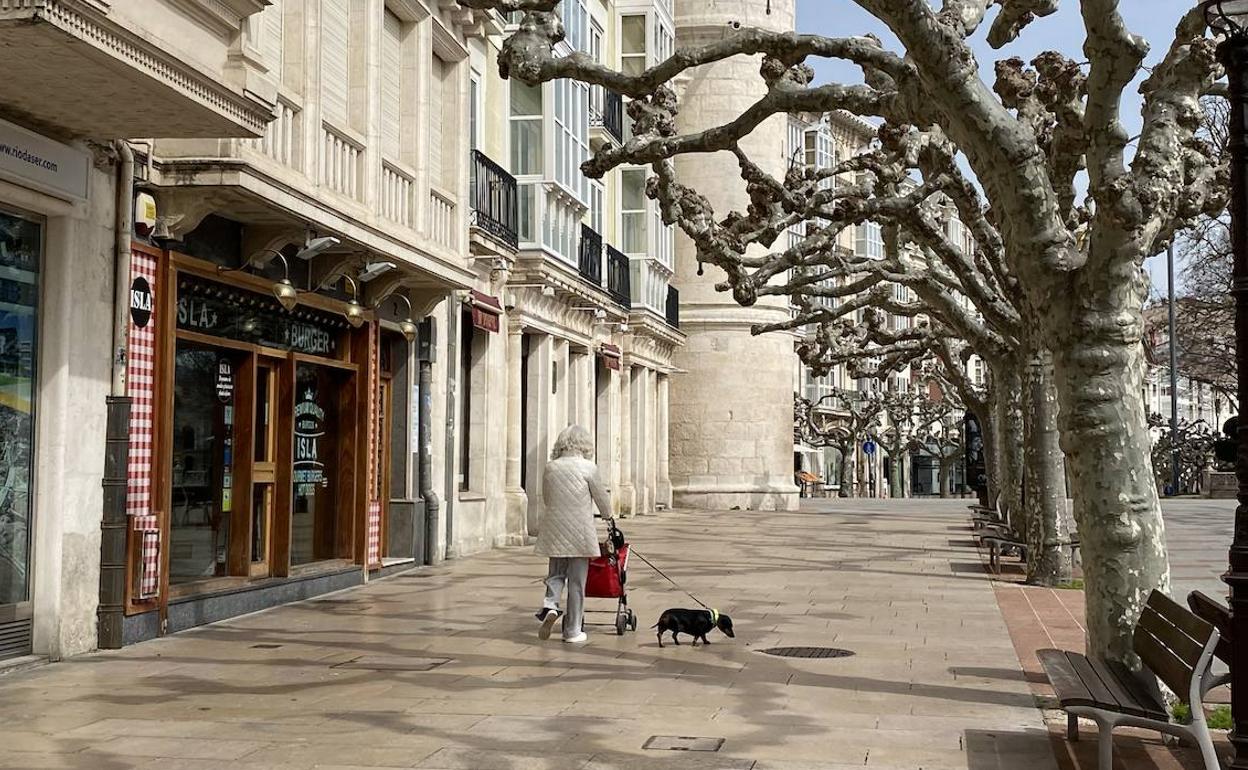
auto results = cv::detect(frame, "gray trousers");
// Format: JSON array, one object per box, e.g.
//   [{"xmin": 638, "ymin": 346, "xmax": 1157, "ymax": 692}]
[{"xmin": 542, "ymin": 557, "xmax": 589, "ymax": 639}]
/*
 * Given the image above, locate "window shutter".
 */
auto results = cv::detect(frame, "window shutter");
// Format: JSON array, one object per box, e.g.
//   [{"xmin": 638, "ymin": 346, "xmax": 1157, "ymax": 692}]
[
  {"xmin": 428, "ymin": 56, "xmax": 445, "ymax": 187},
  {"xmin": 381, "ymin": 10, "xmax": 403, "ymax": 159},
  {"xmin": 261, "ymin": 0, "xmax": 284, "ymax": 79},
  {"xmin": 321, "ymin": 0, "xmax": 350, "ymax": 127}
]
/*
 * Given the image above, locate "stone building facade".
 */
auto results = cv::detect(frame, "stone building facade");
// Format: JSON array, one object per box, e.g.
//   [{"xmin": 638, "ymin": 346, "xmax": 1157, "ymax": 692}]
[
  {"xmin": 0, "ymin": 0, "xmax": 763, "ymax": 665},
  {"xmin": 0, "ymin": 0, "xmax": 274, "ymax": 663}
]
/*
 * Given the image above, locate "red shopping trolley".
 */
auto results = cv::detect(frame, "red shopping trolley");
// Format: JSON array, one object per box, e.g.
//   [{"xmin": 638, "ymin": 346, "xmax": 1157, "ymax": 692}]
[{"xmin": 584, "ymin": 517, "xmax": 638, "ymax": 635}]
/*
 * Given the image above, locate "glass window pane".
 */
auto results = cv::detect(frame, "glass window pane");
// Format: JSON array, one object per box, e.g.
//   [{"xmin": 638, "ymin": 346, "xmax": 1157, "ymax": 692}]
[
  {"xmin": 171, "ymin": 343, "xmax": 237, "ymax": 583},
  {"xmin": 622, "ymin": 15, "xmax": 645, "ymax": 54},
  {"xmin": 622, "ymin": 170, "xmax": 645, "ymax": 210},
  {"xmin": 511, "ymin": 80, "xmax": 542, "ymax": 117},
  {"xmin": 251, "ymin": 485, "xmax": 271, "ymax": 563},
  {"xmin": 511, "ymin": 119, "xmax": 542, "ymax": 176},
  {"xmin": 0, "ymin": 211, "xmax": 38, "ymax": 605}
]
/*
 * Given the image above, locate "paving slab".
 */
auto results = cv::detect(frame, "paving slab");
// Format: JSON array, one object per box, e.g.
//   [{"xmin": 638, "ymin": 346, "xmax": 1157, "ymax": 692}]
[{"xmin": 0, "ymin": 499, "xmax": 1055, "ymax": 769}]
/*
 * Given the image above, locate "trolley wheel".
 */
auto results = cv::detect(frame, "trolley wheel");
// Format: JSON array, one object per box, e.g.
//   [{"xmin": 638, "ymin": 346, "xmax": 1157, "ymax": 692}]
[
  {"xmin": 615, "ymin": 612, "xmax": 628, "ymax": 636},
  {"xmin": 628, "ymin": 610, "xmax": 637, "ymax": 631}
]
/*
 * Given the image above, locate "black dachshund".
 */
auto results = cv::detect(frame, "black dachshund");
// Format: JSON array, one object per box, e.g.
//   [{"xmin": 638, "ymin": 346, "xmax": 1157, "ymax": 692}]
[{"xmin": 653, "ymin": 608, "xmax": 734, "ymax": 647}]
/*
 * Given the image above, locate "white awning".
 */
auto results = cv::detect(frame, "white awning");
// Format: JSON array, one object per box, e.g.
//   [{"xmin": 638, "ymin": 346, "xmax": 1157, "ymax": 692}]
[{"xmin": 794, "ymin": 444, "xmax": 820, "ymax": 455}]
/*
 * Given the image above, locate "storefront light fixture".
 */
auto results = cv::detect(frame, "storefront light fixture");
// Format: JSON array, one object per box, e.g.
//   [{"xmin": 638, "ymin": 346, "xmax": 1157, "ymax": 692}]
[
  {"xmin": 393, "ymin": 293, "xmax": 418, "ymax": 342},
  {"xmin": 266, "ymin": 252, "xmax": 299, "ymax": 311},
  {"xmin": 342, "ymin": 275, "xmax": 365, "ymax": 328}
]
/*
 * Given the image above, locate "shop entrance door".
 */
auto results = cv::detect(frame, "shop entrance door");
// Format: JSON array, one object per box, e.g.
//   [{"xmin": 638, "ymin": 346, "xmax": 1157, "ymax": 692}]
[{"xmin": 249, "ymin": 358, "xmax": 280, "ymax": 577}]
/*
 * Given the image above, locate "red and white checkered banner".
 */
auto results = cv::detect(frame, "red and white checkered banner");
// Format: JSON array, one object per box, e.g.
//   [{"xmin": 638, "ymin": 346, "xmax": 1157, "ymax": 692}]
[
  {"xmin": 366, "ymin": 327, "xmax": 382, "ymax": 569},
  {"xmin": 126, "ymin": 248, "xmax": 160, "ymax": 600}
]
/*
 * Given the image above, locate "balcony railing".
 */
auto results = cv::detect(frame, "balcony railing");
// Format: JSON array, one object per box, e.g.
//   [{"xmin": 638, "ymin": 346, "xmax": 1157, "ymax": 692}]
[
  {"xmin": 428, "ymin": 188, "xmax": 457, "ymax": 251},
  {"xmin": 590, "ymin": 89, "xmax": 624, "ymax": 145},
  {"xmin": 469, "ymin": 149, "xmax": 519, "ymax": 249},
  {"xmin": 606, "ymin": 245, "xmax": 631, "ymax": 309},
  {"xmin": 578, "ymin": 224, "xmax": 603, "ymax": 286},
  {"xmin": 666, "ymin": 285, "xmax": 679, "ymax": 328}
]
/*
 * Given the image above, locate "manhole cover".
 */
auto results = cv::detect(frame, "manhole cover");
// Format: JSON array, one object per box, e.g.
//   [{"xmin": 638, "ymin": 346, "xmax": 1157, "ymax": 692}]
[
  {"xmin": 644, "ymin": 736, "xmax": 724, "ymax": 752},
  {"xmin": 250, "ymin": 644, "xmax": 282, "ymax": 649},
  {"xmin": 331, "ymin": 656, "xmax": 451, "ymax": 671},
  {"xmin": 758, "ymin": 646, "xmax": 855, "ymax": 659}
]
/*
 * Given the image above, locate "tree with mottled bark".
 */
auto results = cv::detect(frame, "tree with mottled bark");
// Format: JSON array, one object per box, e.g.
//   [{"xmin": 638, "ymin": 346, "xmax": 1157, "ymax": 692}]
[
  {"xmin": 462, "ymin": 0, "xmax": 1230, "ymax": 665},
  {"xmin": 795, "ymin": 389, "xmax": 884, "ymax": 498}
]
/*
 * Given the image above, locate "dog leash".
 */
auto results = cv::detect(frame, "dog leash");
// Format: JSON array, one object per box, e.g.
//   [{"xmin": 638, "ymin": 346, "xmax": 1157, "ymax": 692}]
[{"xmin": 629, "ymin": 547, "xmax": 712, "ymax": 612}]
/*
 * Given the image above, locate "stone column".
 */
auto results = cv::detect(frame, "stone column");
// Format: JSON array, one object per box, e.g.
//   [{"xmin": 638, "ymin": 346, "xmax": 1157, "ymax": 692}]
[
  {"xmin": 504, "ymin": 325, "xmax": 528, "ymax": 544},
  {"xmin": 525, "ymin": 333, "xmax": 553, "ymax": 535},
  {"xmin": 669, "ymin": 0, "xmax": 799, "ymax": 512},
  {"xmin": 657, "ymin": 374, "xmax": 672, "ymax": 509},
  {"xmin": 633, "ymin": 367, "xmax": 654, "ymax": 514},
  {"xmin": 618, "ymin": 363, "xmax": 635, "ymax": 517}
]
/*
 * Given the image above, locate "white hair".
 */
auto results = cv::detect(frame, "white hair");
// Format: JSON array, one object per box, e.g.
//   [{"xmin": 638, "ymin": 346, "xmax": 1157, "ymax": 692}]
[{"xmin": 551, "ymin": 424, "xmax": 595, "ymax": 461}]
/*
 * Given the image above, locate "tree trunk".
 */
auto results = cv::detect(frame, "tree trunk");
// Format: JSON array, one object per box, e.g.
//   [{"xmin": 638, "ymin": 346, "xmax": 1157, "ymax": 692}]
[
  {"xmin": 996, "ymin": 367, "xmax": 1026, "ymax": 534},
  {"xmin": 1051, "ymin": 263, "xmax": 1169, "ymax": 666},
  {"xmin": 939, "ymin": 457, "xmax": 954, "ymax": 498},
  {"xmin": 838, "ymin": 445, "xmax": 855, "ymax": 498},
  {"xmin": 973, "ymin": 403, "xmax": 997, "ymax": 508},
  {"xmin": 1024, "ymin": 349, "xmax": 1073, "ymax": 586},
  {"xmin": 888, "ymin": 444, "xmax": 906, "ymax": 498}
]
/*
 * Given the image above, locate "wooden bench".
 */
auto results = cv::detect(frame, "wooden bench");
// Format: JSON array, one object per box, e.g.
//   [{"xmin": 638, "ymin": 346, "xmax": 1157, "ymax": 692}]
[{"xmin": 1039, "ymin": 590, "xmax": 1222, "ymax": 770}]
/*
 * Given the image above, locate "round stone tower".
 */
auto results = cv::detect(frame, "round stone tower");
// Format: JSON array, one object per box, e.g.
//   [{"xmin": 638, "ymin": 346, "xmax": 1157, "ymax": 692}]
[{"xmin": 669, "ymin": 0, "xmax": 799, "ymax": 511}]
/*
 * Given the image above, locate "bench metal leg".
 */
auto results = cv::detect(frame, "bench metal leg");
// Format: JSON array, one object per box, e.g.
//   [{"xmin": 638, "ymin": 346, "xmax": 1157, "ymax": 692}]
[
  {"xmin": 1094, "ymin": 716, "xmax": 1114, "ymax": 770},
  {"xmin": 1191, "ymin": 719, "xmax": 1221, "ymax": 770},
  {"xmin": 1067, "ymin": 713, "xmax": 1079, "ymax": 742}
]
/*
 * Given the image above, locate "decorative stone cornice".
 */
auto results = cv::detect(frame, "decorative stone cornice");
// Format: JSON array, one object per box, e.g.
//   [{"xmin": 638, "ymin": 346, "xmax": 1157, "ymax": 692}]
[
  {"xmin": 165, "ymin": 0, "xmax": 268, "ymax": 35},
  {"xmin": 0, "ymin": 0, "xmax": 273, "ymax": 137}
]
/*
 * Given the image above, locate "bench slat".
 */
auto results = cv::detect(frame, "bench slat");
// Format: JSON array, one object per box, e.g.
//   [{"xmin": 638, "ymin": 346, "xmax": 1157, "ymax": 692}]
[
  {"xmin": 1138, "ymin": 604, "xmax": 1205, "ymax": 668},
  {"xmin": 1104, "ymin": 658, "xmax": 1167, "ymax": 719},
  {"xmin": 1038, "ymin": 649, "xmax": 1094, "ymax": 703},
  {"xmin": 1135, "ymin": 628, "xmax": 1197, "ymax": 702},
  {"xmin": 1066, "ymin": 651, "xmax": 1124, "ymax": 710},
  {"xmin": 1148, "ymin": 590, "xmax": 1215, "ymax": 644}
]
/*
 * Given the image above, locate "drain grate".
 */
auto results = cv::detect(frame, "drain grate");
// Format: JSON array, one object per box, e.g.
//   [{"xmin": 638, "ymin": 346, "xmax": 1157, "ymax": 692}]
[
  {"xmin": 644, "ymin": 736, "xmax": 724, "ymax": 752},
  {"xmin": 758, "ymin": 646, "xmax": 855, "ymax": 659},
  {"xmin": 250, "ymin": 644, "xmax": 283, "ymax": 649},
  {"xmin": 331, "ymin": 655, "xmax": 451, "ymax": 672}
]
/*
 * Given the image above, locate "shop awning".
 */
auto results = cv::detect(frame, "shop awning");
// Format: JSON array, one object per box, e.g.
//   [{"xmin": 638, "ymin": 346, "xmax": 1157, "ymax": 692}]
[
  {"xmin": 794, "ymin": 443, "xmax": 820, "ymax": 455},
  {"xmin": 469, "ymin": 290, "xmax": 502, "ymax": 333},
  {"xmin": 599, "ymin": 343, "xmax": 622, "ymax": 371}
]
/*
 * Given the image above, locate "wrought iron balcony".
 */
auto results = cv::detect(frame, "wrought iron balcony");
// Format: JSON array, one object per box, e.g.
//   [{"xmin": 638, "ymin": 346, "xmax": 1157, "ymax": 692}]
[
  {"xmin": 578, "ymin": 224, "xmax": 603, "ymax": 286},
  {"xmin": 606, "ymin": 245, "xmax": 632, "ymax": 309},
  {"xmin": 589, "ymin": 88, "xmax": 624, "ymax": 146},
  {"xmin": 469, "ymin": 149, "xmax": 519, "ymax": 249},
  {"xmin": 666, "ymin": 285, "xmax": 680, "ymax": 328}
]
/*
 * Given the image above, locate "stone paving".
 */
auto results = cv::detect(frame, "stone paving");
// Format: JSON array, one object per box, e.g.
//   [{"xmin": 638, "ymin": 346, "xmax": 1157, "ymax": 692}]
[
  {"xmin": 1164, "ymin": 497, "xmax": 1235, "ymax": 603},
  {"xmin": 0, "ymin": 500, "xmax": 1057, "ymax": 769}
]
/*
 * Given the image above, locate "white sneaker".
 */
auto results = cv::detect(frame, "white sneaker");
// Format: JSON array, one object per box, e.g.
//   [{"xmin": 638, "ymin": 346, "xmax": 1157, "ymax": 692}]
[
  {"xmin": 538, "ymin": 610, "xmax": 561, "ymax": 640},
  {"xmin": 563, "ymin": 632, "xmax": 588, "ymax": 644}
]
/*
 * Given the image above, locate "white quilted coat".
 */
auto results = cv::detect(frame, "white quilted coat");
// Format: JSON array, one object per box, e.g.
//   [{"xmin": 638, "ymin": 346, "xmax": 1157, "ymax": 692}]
[{"xmin": 536, "ymin": 456, "xmax": 612, "ymax": 557}]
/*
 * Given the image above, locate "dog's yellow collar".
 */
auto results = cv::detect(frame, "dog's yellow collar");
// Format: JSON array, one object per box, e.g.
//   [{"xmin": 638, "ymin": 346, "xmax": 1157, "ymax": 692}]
[{"xmin": 709, "ymin": 608, "xmax": 719, "ymax": 625}]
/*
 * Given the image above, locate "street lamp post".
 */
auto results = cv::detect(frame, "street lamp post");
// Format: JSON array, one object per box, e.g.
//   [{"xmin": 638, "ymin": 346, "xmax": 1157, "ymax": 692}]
[{"xmin": 1203, "ymin": 2, "xmax": 1248, "ymax": 766}]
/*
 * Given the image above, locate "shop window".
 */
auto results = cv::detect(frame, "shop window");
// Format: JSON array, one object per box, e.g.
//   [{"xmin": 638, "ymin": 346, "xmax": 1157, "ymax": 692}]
[
  {"xmin": 0, "ymin": 210, "xmax": 40, "ymax": 610},
  {"xmin": 170, "ymin": 342, "xmax": 243, "ymax": 584}
]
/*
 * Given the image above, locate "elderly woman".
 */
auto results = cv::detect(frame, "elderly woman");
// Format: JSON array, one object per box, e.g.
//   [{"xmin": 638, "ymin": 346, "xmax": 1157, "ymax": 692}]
[{"xmin": 536, "ymin": 424, "xmax": 611, "ymax": 644}]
